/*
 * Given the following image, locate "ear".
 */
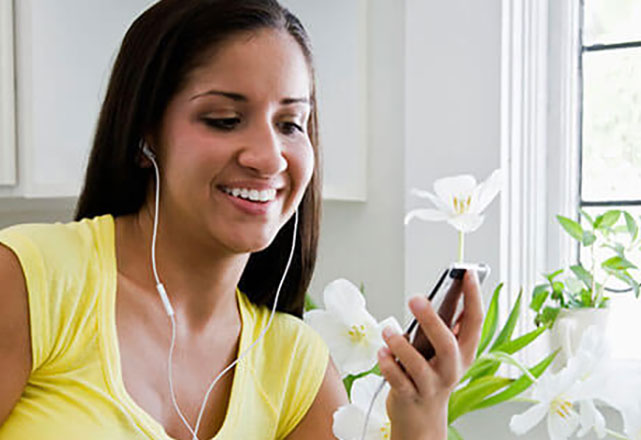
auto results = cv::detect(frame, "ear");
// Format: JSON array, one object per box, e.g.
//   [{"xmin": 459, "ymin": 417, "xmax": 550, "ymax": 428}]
[{"xmin": 136, "ymin": 139, "xmax": 155, "ymax": 168}]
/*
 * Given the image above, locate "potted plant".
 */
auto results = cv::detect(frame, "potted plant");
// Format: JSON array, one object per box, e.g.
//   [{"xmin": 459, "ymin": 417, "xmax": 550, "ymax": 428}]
[{"xmin": 530, "ymin": 209, "xmax": 641, "ymax": 366}]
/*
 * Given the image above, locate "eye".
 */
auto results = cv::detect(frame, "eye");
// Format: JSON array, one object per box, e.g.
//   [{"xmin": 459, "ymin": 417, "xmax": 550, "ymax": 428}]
[
  {"xmin": 278, "ymin": 121, "xmax": 304, "ymax": 136},
  {"xmin": 202, "ymin": 117, "xmax": 241, "ymax": 131}
]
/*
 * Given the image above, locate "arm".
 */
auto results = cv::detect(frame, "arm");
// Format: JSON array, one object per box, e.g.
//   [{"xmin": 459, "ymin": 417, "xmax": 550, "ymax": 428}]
[
  {"xmin": 0, "ymin": 244, "xmax": 32, "ymax": 425},
  {"xmin": 284, "ymin": 358, "xmax": 348, "ymax": 439}
]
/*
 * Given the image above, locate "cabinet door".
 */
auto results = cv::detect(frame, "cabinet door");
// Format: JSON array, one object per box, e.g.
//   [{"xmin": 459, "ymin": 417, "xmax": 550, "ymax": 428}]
[
  {"xmin": 5, "ymin": 0, "xmax": 155, "ymax": 198},
  {"xmin": 0, "ymin": 0, "xmax": 16, "ymax": 187}
]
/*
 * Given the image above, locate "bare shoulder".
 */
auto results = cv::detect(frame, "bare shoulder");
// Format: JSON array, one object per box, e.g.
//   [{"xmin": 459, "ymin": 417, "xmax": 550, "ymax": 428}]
[
  {"xmin": 284, "ymin": 358, "xmax": 348, "ymax": 440},
  {"xmin": 0, "ymin": 243, "xmax": 32, "ymax": 424}
]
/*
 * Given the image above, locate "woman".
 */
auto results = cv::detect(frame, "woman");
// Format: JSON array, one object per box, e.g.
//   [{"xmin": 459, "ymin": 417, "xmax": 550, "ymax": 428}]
[{"xmin": 0, "ymin": 0, "xmax": 484, "ymax": 439}]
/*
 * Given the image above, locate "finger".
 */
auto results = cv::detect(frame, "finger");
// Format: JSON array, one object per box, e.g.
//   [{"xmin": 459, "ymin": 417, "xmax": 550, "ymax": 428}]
[
  {"xmin": 456, "ymin": 270, "xmax": 485, "ymax": 366},
  {"xmin": 408, "ymin": 296, "xmax": 460, "ymax": 379},
  {"xmin": 381, "ymin": 327, "xmax": 431, "ymax": 396},
  {"xmin": 377, "ymin": 346, "xmax": 418, "ymax": 398}
]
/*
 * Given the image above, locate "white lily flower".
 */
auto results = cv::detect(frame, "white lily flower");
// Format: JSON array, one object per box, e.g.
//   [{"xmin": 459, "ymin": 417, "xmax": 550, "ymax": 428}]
[
  {"xmin": 333, "ymin": 375, "xmax": 391, "ymax": 440},
  {"xmin": 509, "ymin": 360, "xmax": 583, "ymax": 439},
  {"xmin": 510, "ymin": 326, "xmax": 611, "ymax": 439},
  {"xmin": 405, "ymin": 169, "xmax": 502, "ymax": 233},
  {"xmin": 304, "ymin": 279, "xmax": 402, "ymax": 377}
]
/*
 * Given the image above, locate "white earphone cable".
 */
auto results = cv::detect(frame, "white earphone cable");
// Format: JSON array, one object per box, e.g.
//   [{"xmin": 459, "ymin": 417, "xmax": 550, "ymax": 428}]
[{"xmin": 145, "ymin": 146, "xmax": 298, "ymax": 440}]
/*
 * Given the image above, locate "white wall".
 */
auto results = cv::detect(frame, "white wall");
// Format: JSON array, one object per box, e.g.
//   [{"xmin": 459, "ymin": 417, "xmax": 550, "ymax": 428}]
[
  {"xmin": 404, "ymin": 0, "xmax": 503, "ymax": 303},
  {"xmin": 308, "ymin": 0, "xmax": 406, "ymax": 321}
]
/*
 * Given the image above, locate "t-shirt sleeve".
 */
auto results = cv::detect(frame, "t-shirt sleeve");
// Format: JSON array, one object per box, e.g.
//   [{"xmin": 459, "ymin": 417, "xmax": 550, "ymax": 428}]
[
  {"xmin": 0, "ymin": 226, "xmax": 52, "ymax": 372},
  {"xmin": 274, "ymin": 314, "xmax": 330, "ymax": 439}
]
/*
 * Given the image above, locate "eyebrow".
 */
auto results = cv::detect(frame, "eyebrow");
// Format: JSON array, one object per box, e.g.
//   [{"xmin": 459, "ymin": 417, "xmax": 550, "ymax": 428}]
[{"xmin": 190, "ymin": 89, "xmax": 310, "ymax": 106}]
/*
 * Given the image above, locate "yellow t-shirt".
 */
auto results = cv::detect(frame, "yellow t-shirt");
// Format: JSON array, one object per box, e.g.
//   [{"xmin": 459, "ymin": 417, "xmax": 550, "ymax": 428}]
[{"xmin": 0, "ymin": 215, "xmax": 329, "ymax": 439}]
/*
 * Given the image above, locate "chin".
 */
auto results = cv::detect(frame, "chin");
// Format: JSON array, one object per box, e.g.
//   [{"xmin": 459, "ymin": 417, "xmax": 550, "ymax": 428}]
[{"xmin": 225, "ymin": 228, "xmax": 279, "ymax": 254}]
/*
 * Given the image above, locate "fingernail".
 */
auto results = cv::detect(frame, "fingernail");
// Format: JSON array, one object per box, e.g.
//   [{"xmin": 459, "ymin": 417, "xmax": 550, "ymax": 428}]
[
  {"xmin": 409, "ymin": 295, "xmax": 428, "ymax": 311},
  {"xmin": 378, "ymin": 346, "xmax": 390, "ymax": 358}
]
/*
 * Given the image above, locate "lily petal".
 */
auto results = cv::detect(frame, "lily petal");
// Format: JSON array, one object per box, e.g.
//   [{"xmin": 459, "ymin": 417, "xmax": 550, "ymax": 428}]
[
  {"xmin": 410, "ymin": 188, "xmax": 452, "ymax": 213},
  {"xmin": 376, "ymin": 316, "xmax": 403, "ymax": 346},
  {"xmin": 509, "ymin": 403, "xmax": 549, "ymax": 435},
  {"xmin": 447, "ymin": 213, "xmax": 485, "ymax": 233},
  {"xmin": 577, "ymin": 400, "xmax": 606, "ymax": 438},
  {"xmin": 351, "ymin": 375, "xmax": 389, "ymax": 413},
  {"xmin": 471, "ymin": 169, "xmax": 503, "ymax": 213},
  {"xmin": 433, "ymin": 175, "xmax": 477, "ymax": 208},
  {"xmin": 547, "ymin": 408, "xmax": 580, "ymax": 440},
  {"xmin": 333, "ymin": 404, "xmax": 365, "ymax": 440},
  {"xmin": 404, "ymin": 208, "xmax": 449, "ymax": 225}
]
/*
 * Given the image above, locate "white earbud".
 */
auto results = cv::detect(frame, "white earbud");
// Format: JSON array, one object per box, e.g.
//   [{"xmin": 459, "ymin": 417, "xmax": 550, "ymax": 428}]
[
  {"xmin": 140, "ymin": 141, "xmax": 156, "ymax": 161},
  {"xmin": 142, "ymin": 139, "xmax": 298, "ymax": 440}
]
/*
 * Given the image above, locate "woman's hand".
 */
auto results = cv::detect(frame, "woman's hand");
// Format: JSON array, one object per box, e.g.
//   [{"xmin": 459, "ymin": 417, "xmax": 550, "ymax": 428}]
[{"xmin": 377, "ymin": 271, "xmax": 484, "ymax": 440}]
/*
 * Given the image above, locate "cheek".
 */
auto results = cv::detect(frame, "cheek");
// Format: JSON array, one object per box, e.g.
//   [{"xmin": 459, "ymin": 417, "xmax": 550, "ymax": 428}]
[{"xmin": 292, "ymin": 143, "xmax": 315, "ymax": 192}]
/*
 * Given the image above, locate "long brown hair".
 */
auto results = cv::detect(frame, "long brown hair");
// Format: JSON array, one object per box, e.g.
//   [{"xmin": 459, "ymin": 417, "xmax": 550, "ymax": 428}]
[{"xmin": 75, "ymin": 0, "xmax": 321, "ymax": 317}]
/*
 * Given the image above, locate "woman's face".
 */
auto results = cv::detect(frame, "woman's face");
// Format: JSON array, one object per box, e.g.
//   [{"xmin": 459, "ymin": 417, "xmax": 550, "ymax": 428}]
[{"xmin": 153, "ymin": 28, "xmax": 314, "ymax": 254}]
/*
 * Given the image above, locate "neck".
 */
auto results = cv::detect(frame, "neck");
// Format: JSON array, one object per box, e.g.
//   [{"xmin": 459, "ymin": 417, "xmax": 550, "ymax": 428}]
[{"xmin": 116, "ymin": 205, "xmax": 249, "ymax": 332}]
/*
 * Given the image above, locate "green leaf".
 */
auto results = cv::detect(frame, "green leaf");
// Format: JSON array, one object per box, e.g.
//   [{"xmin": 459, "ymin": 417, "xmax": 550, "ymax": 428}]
[
  {"xmin": 625, "ymin": 211, "xmax": 639, "ymax": 241},
  {"xmin": 464, "ymin": 327, "xmax": 546, "ymax": 382},
  {"xmin": 602, "ymin": 256, "xmax": 637, "ymax": 271},
  {"xmin": 448, "ymin": 376, "xmax": 513, "ymax": 423},
  {"xmin": 582, "ymin": 231, "xmax": 597, "ymax": 246},
  {"xmin": 594, "ymin": 210, "xmax": 621, "ymax": 230},
  {"xmin": 580, "ymin": 289, "xmax": 593, "ymax": 306},
  {"xmin": 580, "ymin": 209, "xmax": 595, "ymax": 227},
  {"xmin": 304, "ymin": 294, "xmax": 318, "ymax": 311},
  {"xmin": 570, "ymin": 264, "xmax": 593, "ymax": 290},
  {"xmin": 530, "ymin": 284, "xmax": 550, "ymax": 313},
  {"xmin": 536, "ymin": 306, "xmax": 560, "ymax": 327},
  {"xmin": 448, "ymin": 425, "xmax": 464, "ymax": 440},
  {"xmin": 490, "ymin": 289, "xmax": 523, "ymax": 351},
  {"xmin": 603, "ymin": 243, "xmax": 626, "ymax": 257},
  {"xmin": 472, "ymin": 350, "xmax": 559, "ymax": 411},
  {"xmin": 460, "ymin": 358, "xmax": 500, "ymax": 384},
  {"xmin": 359, "ymin": 281, "xmax": 366, "ymax": 296},
  {"xmin": 481, "ymin": 351, "xmax": 537, "ymax": 382},
  {"xmin": 545, "ymin": 269, "xmax": 564, "ymax": 284},
  {"xmin": 492, "ymin": 325, "xmax": 548, "ymax": 355},
  {"xmin": 477, "ymin": 283, "xmax": 502, "ymax": 356},
  {"xmin": 557, "ymin": 215, "xmax": 584, "ymax": 242}
]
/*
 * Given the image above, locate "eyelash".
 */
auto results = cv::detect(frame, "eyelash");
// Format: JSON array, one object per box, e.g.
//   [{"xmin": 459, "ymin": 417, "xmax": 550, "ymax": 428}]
[{"xmin": 202, "ymin": 118, "xmax": 304, "ymax": 135}]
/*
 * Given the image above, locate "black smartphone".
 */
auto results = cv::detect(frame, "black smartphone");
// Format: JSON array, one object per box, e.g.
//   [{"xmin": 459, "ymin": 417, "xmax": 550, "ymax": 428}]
[{"xmin": 404, "ymin": 263, "xmax": 489, "ymax": 361}]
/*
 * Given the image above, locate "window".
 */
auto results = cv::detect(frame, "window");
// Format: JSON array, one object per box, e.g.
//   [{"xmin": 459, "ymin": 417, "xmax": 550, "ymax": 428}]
[{"xmin": 579, "ymin": 0, "xmax": 641, "ymax": 359}]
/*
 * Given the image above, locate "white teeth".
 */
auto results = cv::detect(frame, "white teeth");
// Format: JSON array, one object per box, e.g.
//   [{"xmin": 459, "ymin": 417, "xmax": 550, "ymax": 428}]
[{"xmin": 223, "ymin": 187, "xmax": 277, "ymax": 202}]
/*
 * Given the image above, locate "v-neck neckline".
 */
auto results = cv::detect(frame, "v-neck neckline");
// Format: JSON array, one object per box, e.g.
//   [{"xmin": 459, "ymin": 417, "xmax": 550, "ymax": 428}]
[{"xmin": 97, "ymin": 214, "xmax": 250, "ymax": 440}]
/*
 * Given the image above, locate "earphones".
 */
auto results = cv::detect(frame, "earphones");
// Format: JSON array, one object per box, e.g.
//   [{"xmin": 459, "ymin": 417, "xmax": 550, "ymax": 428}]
[{"xmin": 140, "ymin": 141, "xmax": 298, "ymax": 440}]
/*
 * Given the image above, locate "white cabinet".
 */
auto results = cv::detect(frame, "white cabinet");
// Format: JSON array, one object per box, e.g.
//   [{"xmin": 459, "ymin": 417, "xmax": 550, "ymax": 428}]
[
  {"xmin": 0, "ymin": 0, "xmax": 16, "ymax": 187},
  {"xmin": 1, "ymin": 0, "xmax": 367, "ymax": 201},
  {"xmin": 0, "ymin": 0, "xmax": 155, "ymax": 198}
]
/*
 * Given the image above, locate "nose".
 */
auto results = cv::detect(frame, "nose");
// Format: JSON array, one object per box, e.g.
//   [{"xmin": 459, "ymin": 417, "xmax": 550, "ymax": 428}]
[{"xmin": 237, "ymin": 120, "xmax": 288, "ymax": 176}]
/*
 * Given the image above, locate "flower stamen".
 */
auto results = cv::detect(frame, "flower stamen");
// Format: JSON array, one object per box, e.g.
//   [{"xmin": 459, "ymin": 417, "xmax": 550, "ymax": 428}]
[
  {"xmin": 347, "ymin": 324, "xmax": 367, "ymax": 343},
  {"xmin": 551, "ymin": 398, "xmax": 573, "ymax": 419},
  {"xmin": 380, "ymin": 420, "xmax": 391, "ymax": 439}
]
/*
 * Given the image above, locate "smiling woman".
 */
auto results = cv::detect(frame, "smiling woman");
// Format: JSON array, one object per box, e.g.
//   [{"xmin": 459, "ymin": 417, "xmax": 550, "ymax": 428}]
[
  {"xmin": 0, "ymin": 0, "xmax": 16, "ymax": 186},
  {"xmin": 0, "ymin": 1, "xmax": 484, "ymax": 439}
]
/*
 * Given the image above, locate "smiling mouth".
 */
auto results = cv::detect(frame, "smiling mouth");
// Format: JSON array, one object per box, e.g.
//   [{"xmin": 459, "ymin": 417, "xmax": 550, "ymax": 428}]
[{"xmin": 220, "ymin": 186, "xmax": 278, "ymax": 204}]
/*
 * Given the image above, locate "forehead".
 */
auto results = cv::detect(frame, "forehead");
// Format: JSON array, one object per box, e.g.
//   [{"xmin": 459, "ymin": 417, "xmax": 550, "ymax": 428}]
[{"xmin": 182, "ymin": 28, "xmax": 312, "ymax": 102}]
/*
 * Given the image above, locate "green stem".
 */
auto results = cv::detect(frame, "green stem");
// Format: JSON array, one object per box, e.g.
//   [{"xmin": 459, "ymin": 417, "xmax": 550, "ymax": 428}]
[
  {"xmin": 604, "ymin": 428, "xmax": 631, "ymax": 440},
  {"xmin": 591, "ymin": 242, "xmax": 597, "ymax": 305},
  {"xmin": 458, "ymin": 231, "xmax": 465, "ymax": 263}
]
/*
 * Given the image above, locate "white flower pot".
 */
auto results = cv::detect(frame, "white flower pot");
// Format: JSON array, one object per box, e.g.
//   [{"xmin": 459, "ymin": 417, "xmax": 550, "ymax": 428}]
[{"xmin": 549, "ymin": 308, "xmax": 610, "ymax": 371}]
